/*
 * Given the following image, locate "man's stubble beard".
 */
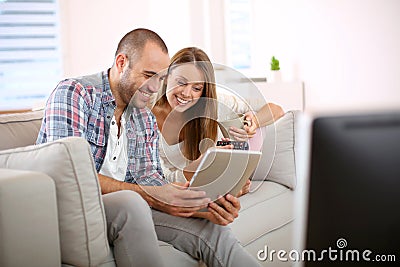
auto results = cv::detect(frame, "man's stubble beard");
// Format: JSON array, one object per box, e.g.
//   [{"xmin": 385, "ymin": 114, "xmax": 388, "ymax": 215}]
[{"xmin": 119, "ymin": 71, "xmax": 138, "ymax": 107}]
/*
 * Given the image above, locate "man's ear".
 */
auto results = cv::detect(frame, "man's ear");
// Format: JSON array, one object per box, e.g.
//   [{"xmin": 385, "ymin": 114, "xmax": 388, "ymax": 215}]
[{"xmin": 115, "ymin": 53, "xmax": 128, "ymax": 74}]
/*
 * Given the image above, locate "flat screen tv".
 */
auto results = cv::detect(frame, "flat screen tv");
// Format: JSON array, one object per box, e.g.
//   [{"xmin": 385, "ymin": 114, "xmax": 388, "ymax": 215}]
[{"xmin": 295, "ymin": 111, "xmax": 400, "ymax": 267}]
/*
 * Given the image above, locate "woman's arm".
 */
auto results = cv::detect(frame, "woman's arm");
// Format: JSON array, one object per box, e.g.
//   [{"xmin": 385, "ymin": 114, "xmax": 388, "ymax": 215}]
[
  {"xmin": 217, "ymin": 92, "xmax": 284, "ymax": 140},
  {"xmin": 250, "ymin": 102, "xmax": 285, "ymax": 128},
  {"xmin": 227, "ymin": 102, "xmax": 284, "ymax": 141},
  {"xmin": 159, "ymin": 154, "xmax": 188, "ymax": 183},
  {"xmin": 243, "ymin": 102, "xmax": 285, "ymax": 134},
  {"xmin": 182, "ymin": 156, "xmax": 203, "ymax": 181}
]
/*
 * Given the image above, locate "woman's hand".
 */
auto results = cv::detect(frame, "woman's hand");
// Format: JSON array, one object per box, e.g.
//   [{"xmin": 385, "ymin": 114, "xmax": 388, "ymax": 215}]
[
  {"xmin": 229, "ymin": 103, "xmax": 285, "ymax": 141},
  {"xmin": 216, "ymin": 137, "xmax": 234, "ymax": 149},
  {"xmin": 243, "ymin": 111, "xmax": 259, "ymax": 135},
  {"xmin": 237, "ymin": 179, "xmax": 251, "ymax": 197},
  {"xmin": 228, "ymin": 111, "xmax": 259, "ymax": 141},
  {"xmin": 193, "ymin": 194, "xmax": 241, "ymax": 226}
]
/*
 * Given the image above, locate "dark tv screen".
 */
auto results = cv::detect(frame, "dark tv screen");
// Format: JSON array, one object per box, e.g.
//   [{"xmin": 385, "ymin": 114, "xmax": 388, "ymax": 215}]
[{"xmin": 305, "ymin": 112, "xmax": 400, "ymax": 266}]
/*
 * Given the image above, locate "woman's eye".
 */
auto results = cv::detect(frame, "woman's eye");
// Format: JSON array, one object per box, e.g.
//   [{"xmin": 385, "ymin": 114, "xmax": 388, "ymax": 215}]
[
  {"xmin": 177, "ymin": 80, "xmax": 186, "ymax": 86},
  {"xmin": 193, "ymin": 87, "xmax": 202, "ymax": 92}
]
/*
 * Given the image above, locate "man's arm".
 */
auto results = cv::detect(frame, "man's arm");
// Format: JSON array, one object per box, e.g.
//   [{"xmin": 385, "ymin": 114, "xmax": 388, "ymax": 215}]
[
  {"xmin": 98, "ymin": 174, "xmax": 211, "ymax": 217},
  {"xmin": 37, "ymin": 79, "xmax": 91, "ymax": 143}
]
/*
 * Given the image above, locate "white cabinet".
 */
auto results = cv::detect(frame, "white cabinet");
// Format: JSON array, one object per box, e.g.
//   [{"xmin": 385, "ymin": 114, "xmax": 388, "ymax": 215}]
[
  {"xmin": 215, "ymin": 68, "xmax": 304, "ymax": 112},
  {"xmin": 254, "ymin": 81, "xmax": 305, "ymax": 112}
]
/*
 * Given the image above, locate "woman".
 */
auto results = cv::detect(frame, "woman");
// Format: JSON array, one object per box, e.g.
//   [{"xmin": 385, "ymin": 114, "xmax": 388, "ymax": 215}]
[
  {"xmin": 152, "ymin": 47, "xmax": 217, "ymax": 180},
  {"xmin": 152, "ymin": 47, "xmax": 283, "ymax": 193},
  {"xmin": 152, "ymin": 47, "xmax": 283, "ymax": 224}
]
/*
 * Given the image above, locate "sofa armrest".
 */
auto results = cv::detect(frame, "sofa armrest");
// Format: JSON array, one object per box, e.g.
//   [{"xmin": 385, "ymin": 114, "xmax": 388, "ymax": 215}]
[
  {"xmin": 0, "ymin": 168, "xmax": 60, "ymax": 267},
  {"xmin": 0, "ymin": 137, "xmax": 110, "ymax": 266}
]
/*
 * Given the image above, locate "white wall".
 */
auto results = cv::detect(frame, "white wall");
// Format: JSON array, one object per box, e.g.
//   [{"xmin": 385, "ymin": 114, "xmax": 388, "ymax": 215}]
[
  {"xmin": 251, "ymin": 0, "xmax": 400, "ymax": 111},
  {"xmin": 58, "ymin": 0, "xmax": 224, "ymax": 78},
  {"xmin": 59, "ymin": 0, "xmax": 191, "ymax": 77},
  {"xmin": 59, "ymin": 0, "xmax": 400, "ymax": 112}
]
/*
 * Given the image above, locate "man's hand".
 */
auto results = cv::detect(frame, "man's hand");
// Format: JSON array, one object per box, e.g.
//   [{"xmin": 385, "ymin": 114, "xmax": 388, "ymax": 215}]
[
  {"xmin": 194, "ymin": 194, "xmax": 241, "ymax": 226},
  {"xmin": 98, "ymin": 174, "xmax": 210, "ymax": 217},
  {"xmin": 144, "ymin": 182, "xmax": 210, "ymax": 217}
]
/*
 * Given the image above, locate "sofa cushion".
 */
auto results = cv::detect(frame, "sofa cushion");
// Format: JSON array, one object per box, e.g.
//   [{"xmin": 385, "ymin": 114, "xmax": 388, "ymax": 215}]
[
  {"xmin": 251, "ymin": 111, "xmax": 298, "ymax": 189},
  {"xmin": 0, "ymin": 110, "xmax": 44, "ymax": 150},
  {"xmin": 231, "ymin": 181, "xmax": 294, "ymax": 246},
  {"xmin": 0, "ymin": 137, "xmax": 109, "ymax": 266},
  {"xmin": 267, "ymin": 110, "xmax": 298, "ymax": 189}
]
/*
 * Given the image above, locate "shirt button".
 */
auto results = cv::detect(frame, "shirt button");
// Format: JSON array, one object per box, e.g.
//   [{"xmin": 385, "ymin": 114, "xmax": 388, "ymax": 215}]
[
  {"xmin": 112, "ymin": 121, "xmax": 115, "ymax": 125},
  {"xmin": 107, "ymin": 115, "xmax": 111, "ymax": 119},
  {"xmin": 113, "ymin": 156, "xmax": 116, "ymax": 160}
]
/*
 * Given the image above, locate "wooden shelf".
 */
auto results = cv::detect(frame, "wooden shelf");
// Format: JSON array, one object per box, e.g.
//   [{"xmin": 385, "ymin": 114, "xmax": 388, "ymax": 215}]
[{"xmin": 0, "ymin": 109, "xmax": 31, "ymax": 115}]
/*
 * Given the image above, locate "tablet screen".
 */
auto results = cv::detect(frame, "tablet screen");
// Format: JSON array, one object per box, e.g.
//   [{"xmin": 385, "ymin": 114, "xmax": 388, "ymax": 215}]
[{"xmin": 189, "ymin": 148, "xmax": 261, "ymax": 201}]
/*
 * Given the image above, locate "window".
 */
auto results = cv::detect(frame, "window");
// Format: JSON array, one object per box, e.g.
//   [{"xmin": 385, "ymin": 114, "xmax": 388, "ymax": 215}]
[
  {"xmin": 224, "ymin": 0, "xmax": 252, "ymax": 70},
  {"xmin": 0, "ymin": 0, "xmax": 61, "ymax": 111}
]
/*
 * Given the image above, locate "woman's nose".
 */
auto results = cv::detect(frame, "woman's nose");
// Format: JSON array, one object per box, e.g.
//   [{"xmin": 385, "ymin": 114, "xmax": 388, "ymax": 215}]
[{"xmin": 181, "ymin": 85, "xmax": 191, "ymax": 96}]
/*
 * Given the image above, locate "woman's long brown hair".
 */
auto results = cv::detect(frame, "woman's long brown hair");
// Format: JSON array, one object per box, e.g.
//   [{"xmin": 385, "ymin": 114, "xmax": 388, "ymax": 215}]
[{"xmin": 155, "ymin": 47, "xmax": 218, "ymax": 161}]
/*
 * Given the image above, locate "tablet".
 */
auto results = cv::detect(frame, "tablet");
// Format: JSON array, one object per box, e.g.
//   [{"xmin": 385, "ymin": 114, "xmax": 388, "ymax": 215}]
[{"xmin": 189, "ymin": 148, "xmax": 261, "ymax": 201}]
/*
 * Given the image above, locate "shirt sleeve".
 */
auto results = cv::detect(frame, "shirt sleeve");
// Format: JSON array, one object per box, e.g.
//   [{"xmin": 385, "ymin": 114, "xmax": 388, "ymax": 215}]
[
  {"xmin": 37, "ymin": 79, "xmax": 91, "ymax": 143},
  {"xmin": 128, "ymin": 110, "xmax": 168, "ymax": 186},
  {"xmin": 149, "ymin": 124, "xmax": 168, "ymax": 185}
]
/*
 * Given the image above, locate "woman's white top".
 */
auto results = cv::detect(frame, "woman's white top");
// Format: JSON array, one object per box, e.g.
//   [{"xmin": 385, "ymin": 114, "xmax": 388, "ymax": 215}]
[
  {"xmin": 159, "ymin": 92, "xmax": 263, "ymax": 183},
  {"xmin": 159, "ymin": 136, "xmax": 188, "ymax": 183}
]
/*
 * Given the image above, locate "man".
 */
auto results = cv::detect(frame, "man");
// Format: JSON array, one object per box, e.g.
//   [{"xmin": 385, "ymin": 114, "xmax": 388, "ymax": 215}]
[{"xmin": 37, "ymin": 28, "xmax": 260, "ymax": 267}]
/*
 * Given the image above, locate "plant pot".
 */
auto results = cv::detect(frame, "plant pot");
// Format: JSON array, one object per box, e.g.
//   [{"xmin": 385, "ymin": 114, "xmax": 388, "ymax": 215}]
[{"xmin": 269, "ymin": 70, "xmax": 282, "ymax": 83}]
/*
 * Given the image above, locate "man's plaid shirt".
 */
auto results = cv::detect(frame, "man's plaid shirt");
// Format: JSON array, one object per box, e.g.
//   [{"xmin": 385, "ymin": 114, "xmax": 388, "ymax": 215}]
[{"xmin": 36, "ymin": 70, "xmax": 166, "ymax": 186}]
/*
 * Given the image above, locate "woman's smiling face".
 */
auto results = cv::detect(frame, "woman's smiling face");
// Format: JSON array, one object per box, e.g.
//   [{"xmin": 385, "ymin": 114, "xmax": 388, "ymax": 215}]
[{"xmin": 165, "ymin": 63, "xmax": 205, "ymax": 112}]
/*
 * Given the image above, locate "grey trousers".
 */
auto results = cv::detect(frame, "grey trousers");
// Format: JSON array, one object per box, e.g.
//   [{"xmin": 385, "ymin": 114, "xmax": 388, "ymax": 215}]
[
  {"xmin": 152, "ymin": 210, "xmax": 261, "ymax": 267},
  {"xmin": 103, "ymin": 191, "xmax": 165, "ymax": 267},
  {"xmin": 103, "ymin": 190, "xmax": 261, "ymax": 267}
]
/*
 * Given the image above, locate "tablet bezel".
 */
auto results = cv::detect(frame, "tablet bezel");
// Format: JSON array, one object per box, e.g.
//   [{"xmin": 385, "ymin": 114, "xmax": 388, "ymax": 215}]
[{"xmin": 189, "ymin": 148, "xmax": 261, "ymax": 201}]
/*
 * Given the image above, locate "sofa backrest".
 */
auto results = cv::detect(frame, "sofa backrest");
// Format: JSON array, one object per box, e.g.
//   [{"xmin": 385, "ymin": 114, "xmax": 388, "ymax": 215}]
[
  {"xmin": 0, "ymin": 110, "xmax": 43, "ymax": 150},
  {"xmin": 0, "ymin": 109, "xmax": 301, "ymax": 190}
]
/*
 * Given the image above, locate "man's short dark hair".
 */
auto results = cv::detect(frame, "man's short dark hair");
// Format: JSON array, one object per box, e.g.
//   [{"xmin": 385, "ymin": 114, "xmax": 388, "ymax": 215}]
[{"xmin": 115, "ymin": 28, "xmax": 168, "ymax": 62}]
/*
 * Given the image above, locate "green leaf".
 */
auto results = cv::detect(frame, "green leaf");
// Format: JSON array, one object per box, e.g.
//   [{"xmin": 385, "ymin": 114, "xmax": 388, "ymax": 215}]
[{"xmin": 270, "ymin": 56, "xmax": 280, "ymax": 70}]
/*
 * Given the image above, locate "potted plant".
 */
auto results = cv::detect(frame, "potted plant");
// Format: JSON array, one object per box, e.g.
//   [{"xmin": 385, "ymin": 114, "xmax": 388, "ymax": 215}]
[
  {"xmin": 269, "ymin": 56, "xmax": 282, "ymax": 82},
  {"xmin": 271, "ymin": 56, "xmax": 280, "ymax": 71}
]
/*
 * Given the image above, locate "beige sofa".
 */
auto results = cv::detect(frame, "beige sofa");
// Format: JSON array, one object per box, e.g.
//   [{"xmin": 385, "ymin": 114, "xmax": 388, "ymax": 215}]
[{"xmin": 0, "ymin": 110, "xmax": 299, "ymax": 267}]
